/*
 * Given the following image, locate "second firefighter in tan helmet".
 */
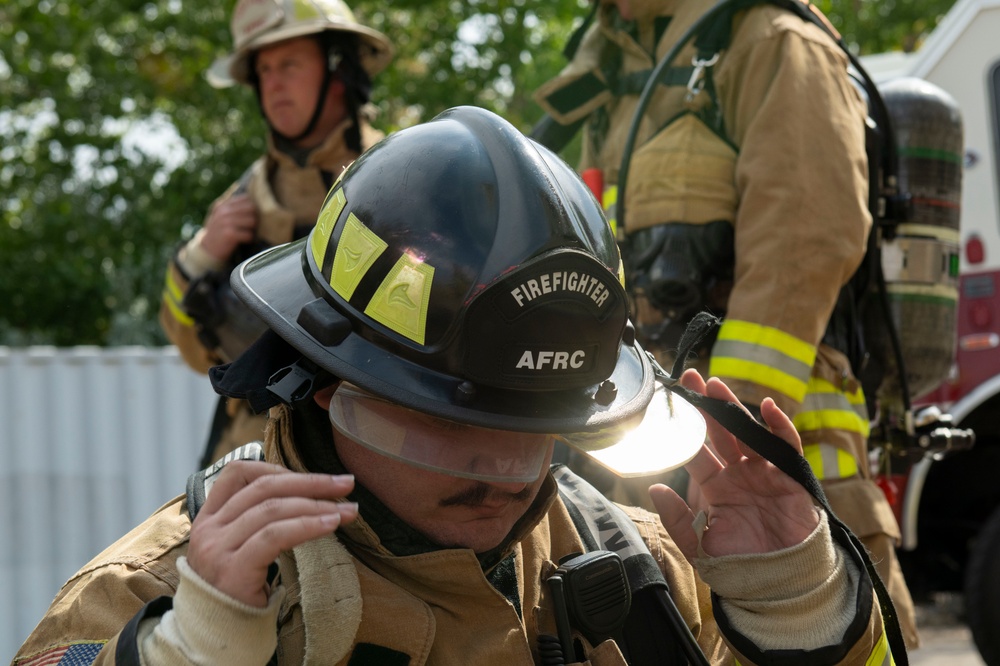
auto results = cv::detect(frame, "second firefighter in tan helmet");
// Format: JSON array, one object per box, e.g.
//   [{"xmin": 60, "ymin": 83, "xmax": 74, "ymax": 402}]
[{"xmin": 160, "ymin": 0, "xmax": 394, "ymax": 467}]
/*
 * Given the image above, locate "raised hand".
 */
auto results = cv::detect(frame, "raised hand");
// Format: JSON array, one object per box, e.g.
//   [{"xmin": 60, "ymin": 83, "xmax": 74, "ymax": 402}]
[
  {"xmin": 200, "ymin": 194, "xmax": 259, "ymax": 262},
  {"xmin": 650, "ymin": 369, "xmax": 819, "ymax": 561},
  {"xmin": 186, "ymin": 460, "xmax": 357, "ymax": 607}
]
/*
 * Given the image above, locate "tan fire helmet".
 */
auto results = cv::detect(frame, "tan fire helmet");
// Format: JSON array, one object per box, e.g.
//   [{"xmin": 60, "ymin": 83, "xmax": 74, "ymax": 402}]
[{"xmin": 207, "ymin": 0, "xmax": 394, "ymax": 88}]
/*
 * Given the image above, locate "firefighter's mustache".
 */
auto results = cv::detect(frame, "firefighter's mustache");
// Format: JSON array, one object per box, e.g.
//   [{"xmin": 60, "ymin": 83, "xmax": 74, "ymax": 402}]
[{"xmin": 439, "ymin": 482, "xmax": 534, "ymax": 508}]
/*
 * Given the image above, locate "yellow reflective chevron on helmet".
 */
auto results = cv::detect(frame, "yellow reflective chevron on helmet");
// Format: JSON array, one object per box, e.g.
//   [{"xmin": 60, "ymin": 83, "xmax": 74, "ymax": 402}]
[
  {"xmin": 315, "ymin": 189, "xmax": 436, "ymax": 345},
  {"xmin": 330, "ymin": 212, "xmax": 388, "ymax": 300},
  {"xmin": 365, "ymin": 254, "xmax": 434, "ymax": 344},
  {"xmin": 311, "ymin": 188, "xmax": 346, "ymax": 270}
]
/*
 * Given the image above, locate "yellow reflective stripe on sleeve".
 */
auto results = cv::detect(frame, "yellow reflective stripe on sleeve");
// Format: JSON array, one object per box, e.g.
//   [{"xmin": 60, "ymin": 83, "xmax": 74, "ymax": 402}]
[
  {"xmin": 802, "ymin": 443, "xmax": 859, "ymax": 480},
  {"xmin": 794, "ymin": 377, "xmax": 871, "ymax": 437},
  {"xmin": 603, "ymin": 185, "xmax": 618, "ymax": 237},
  {"xmin": 330, "ymin": 212, "xmax": 388, "ymax": 301},
  {"xmin": 716, "ymin": 320, "xmax": 816, "ymax": 365},
  {"xmin": 164, "ymin": 266, "xmax": 185, "ymax": 303},
  {"xmin": 709, "ymin": 320, "xmax": 816, "ymax": 402},
  {"xmin": 365, "ymin": 254, "xmax": 435, "ymax": 345},
  {"xmin": 710, "ymin": 357, "xmax": 810, "ymax": 402},
  {"xmin": 866, "ymin": 626, "xmax": 894, "ymax": 666},
  {"xmin": 163, "ymin": 268, "xmax": 194, "ymax": 327}
]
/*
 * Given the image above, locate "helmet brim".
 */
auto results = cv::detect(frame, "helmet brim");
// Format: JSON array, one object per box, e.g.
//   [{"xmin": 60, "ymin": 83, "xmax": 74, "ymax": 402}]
[{"xmin": 232, "ymin": 240, "xmax": 655, "ymax": 436}]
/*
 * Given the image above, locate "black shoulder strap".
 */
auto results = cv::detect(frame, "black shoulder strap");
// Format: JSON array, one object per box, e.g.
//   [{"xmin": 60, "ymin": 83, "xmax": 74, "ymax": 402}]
[
  {"xmin": 186, "ymin": 441, "xmax": 266, "ymax": 520},
  {"xmin": 554, "ymin": 465, "xmax": 702, "ymax": 665}
]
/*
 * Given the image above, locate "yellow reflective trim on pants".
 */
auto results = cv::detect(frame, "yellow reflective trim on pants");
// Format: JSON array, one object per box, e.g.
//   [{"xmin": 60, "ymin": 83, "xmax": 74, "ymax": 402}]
[
  {"xmin": 802, "ymin": 443, "xmax": 859, "ymax": 480},
  {"xmin": 866, "ymin": 627, "xmax": 893, "ymax": 666},
  {"xmin": 163, "ymin": 269, "xmax": 194, "ymax": 327}
]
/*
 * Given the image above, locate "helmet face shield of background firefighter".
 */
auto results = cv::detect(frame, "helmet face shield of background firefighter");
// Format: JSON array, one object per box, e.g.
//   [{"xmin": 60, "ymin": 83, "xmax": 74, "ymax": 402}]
[
  {"xmin": 561, "ymin": 382, "xmax": 706, "ymax": 477},
  {"xmin": 231, "ymin": 105, "xmax": 655, "ymax": 438},
  {"xmin": 207, "ymin": 0, "xmax": 393, "ymax": 88},
  {"xmin": 329, "ymin": 383, "xmax": 554, "ymax": 482}
]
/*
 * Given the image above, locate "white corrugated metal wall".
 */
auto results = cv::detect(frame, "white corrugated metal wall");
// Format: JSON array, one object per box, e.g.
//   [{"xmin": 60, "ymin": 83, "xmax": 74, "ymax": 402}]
[{"xmin": 0, "ymin": 346, "xmax": 218, "ymax": 660}]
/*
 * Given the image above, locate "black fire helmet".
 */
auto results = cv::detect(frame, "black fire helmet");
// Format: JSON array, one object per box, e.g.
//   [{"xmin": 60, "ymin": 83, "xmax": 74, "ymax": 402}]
[{"xmin": 230, "ymin": 106, "xmax": 654, "ymax": 438}]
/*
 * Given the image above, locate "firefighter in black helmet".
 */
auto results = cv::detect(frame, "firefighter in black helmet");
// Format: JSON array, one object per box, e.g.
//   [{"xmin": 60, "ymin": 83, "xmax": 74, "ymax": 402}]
[
  {"xmin": 159, "ymin": 0, "xmax": 394, "ymax": 469},
  {"xmin": 18, "ymin": 108, "xmax": 891, "ymax": 666}
]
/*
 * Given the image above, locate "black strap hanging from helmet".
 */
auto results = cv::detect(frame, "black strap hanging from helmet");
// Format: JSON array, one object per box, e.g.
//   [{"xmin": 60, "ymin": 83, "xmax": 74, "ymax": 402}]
[{"xmin": 661, "ymin": 312, "xmax": 910, "ymax": 665}]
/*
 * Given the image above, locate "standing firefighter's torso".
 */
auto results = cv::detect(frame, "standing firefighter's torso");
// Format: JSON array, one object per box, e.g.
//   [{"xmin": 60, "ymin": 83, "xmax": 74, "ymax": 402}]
[
  {"xmin": 535, "ymin": 2, "xmax": 924, "ymax": 649},
  {"xmin": 535, "ymin": 0, "xmax": 871, "ymax": 423}
]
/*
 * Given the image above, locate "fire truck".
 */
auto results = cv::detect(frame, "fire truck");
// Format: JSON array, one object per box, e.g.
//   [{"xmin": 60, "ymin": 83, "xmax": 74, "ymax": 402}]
[{"xmin": 861, "ymin": 0, "xmax": 1000, "ymax": 660}]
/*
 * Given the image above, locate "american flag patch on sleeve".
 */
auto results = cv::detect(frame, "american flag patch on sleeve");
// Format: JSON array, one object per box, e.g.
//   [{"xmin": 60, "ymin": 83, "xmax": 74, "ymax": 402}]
[{"xmin": 16, "ymin": 641, "xmax": 106, "ymax": 666}]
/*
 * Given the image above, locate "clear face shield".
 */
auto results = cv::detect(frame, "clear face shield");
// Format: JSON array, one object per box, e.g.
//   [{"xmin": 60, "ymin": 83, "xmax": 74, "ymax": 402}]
[
  {"xmin": 328, "ymin": 383, "xmax": 555, "ymax": 483},
  {"xmin": 328, "ymin": 381, "xmax": 705, "ymax": 483}
]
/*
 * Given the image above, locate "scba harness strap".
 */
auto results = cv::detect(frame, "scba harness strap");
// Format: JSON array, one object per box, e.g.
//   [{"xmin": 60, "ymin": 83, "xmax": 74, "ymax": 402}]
[{"xmin": 554, "ymin": 464, "xmax": 703, "ymax": 665}]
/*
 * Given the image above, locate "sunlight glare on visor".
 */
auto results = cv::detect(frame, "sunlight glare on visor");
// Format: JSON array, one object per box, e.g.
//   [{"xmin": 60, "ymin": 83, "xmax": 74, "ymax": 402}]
[{"xmin": 561, "ymin": 383, "xmax": 706, "ymax": 478}]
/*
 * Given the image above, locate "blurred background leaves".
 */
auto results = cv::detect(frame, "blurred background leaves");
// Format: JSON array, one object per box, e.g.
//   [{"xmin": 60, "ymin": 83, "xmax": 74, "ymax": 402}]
[{"xmin": 0, "ymin": 0, "xmax": 957, "ymax": 345}]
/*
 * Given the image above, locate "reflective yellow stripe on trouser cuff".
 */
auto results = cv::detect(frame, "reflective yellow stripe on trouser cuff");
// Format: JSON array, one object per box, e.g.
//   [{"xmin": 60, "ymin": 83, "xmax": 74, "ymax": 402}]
[
  {"xmin": 802, "ymin": 443, "xmax": 859, "ymax": 480},
  {"xmin": 163, "ymin": 267, "xmax": 195, "ymax": 327},
  {"xmin": 867, "ymin": 627, "xmax": 894, "ymax": 666},
  {"xmin": 794, "ymin": 376, "xmax": 871, "ymax": 438},
  {"xmin": 709, "ymin": 320, "xmax": 816, "ymax": 403}
]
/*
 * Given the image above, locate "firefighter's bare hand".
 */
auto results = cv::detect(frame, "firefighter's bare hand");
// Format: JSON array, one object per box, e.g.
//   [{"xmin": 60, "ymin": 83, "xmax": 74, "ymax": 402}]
[
  {"xmin": 187, "ymin": 460, "xmax": 357, "ymax": 607},
  {"xmin": 650, "ymin": 369, "xmax": 819, "ymax": 562},
  {"xmin": 200, "ymin": 194, "xmax": 259, "ymax": 262}
]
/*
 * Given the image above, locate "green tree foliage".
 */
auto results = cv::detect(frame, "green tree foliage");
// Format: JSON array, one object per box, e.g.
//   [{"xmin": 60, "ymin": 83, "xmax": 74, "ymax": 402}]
[
  {"xmin": 0, "ymin": 0, "xmax": 958, "ymax": 346},
  {"xmin": 815, "ymin": 0, "xmax": 956, "ymax": 54},
  {"xmin": 1, "ymin": 1, "xmax": 262, "ymax": 345}
]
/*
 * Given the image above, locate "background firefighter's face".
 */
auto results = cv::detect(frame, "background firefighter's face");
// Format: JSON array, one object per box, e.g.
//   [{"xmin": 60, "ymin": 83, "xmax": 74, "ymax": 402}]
[{"xmin": 253, "ymin": 36, "xmax": 347, "ymax": 145}]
